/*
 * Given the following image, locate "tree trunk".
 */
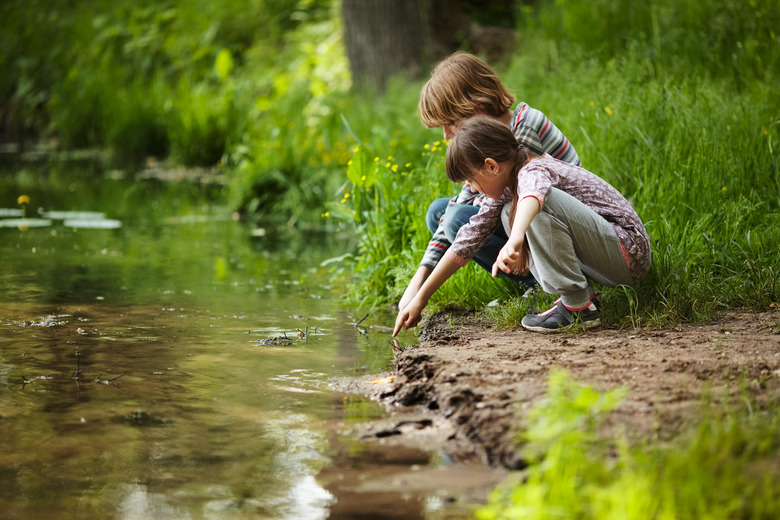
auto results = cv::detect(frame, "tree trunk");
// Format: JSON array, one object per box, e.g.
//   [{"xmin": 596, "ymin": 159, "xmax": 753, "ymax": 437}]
[{"xmin": 342, "ymin": 0, "xmax": 426, "ymax": 92}]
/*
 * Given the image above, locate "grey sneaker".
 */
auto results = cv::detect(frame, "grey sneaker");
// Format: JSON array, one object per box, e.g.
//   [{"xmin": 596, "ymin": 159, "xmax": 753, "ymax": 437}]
[{"xmin": 521, "ymin": 299, "xmax": 600, "ymax": 333}]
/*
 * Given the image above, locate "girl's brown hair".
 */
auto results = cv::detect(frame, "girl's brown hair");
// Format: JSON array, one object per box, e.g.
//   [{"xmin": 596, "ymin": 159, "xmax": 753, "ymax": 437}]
[
  {"xmin": 446, "ymin": 115, "xmax": 532, "ymax": 272},
  {"xmin": 445, "ymin": 115, "xmax": 528, "ymax": 189},
  {"xmin": 419, "ymin": 52, "xmax": 515, "ymax": 128}
]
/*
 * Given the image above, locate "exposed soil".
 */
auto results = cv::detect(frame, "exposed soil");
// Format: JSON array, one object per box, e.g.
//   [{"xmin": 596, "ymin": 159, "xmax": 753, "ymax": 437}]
[{"xmin": 338, "ymin": 310, "xmax": 780, "ymax": 471}]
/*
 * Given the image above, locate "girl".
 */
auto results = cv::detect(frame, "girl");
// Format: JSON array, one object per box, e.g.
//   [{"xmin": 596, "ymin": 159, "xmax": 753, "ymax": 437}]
[{"xmin": 393, "ymin": 116, "xmax": 651, "ymax": 335}]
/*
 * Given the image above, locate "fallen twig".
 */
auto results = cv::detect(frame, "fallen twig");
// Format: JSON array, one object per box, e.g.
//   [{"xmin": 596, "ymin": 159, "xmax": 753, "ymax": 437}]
[
  {"xmin": 72, "ymin": 351, "xmax": 81, "ymax": 380},
  {"xmin": 355, "ymin": 313, "xmax": 369, "ymax": 328},
  {"xmin": 95, "ymin": 373, "xmax": 126, "ymax": 385}
]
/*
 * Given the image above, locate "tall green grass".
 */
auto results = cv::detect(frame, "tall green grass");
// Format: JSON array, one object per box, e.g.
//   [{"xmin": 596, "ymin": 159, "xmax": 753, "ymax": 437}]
[
  {"xmin": 476, "ymin": 370, "xmax": 780, "ymax": 519},
  {"xmin": 3, "ymin": 0, "xmax": 350, "ymax": 221}
]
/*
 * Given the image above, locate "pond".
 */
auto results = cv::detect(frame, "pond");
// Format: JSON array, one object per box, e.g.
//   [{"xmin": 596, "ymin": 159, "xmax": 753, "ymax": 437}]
[{"xmin": 0, "ymin": 160, "xmax": 492, "ymax": 519}]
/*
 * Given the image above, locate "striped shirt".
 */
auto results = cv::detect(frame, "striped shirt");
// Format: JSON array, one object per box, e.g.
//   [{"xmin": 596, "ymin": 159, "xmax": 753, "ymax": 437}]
[{"xmin": 420, "ymin": 103, "xmax": 581, "ymax": 269}]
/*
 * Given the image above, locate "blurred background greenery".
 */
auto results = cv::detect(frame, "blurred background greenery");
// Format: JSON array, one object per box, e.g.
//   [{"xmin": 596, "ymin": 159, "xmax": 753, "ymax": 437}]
[{"xmin": 1, "ymin": 0, "xmax": 778, "ymax": 322}]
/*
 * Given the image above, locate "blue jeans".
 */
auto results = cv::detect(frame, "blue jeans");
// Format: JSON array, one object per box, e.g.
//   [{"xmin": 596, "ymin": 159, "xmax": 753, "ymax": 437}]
[{"xmin": 426, "ymin": 198, "xmax": 536, "ymax": 287}]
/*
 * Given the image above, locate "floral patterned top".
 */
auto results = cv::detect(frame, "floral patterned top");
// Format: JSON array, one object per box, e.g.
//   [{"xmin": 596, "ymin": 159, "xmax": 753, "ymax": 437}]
[{"xmin": 445, "ymin": 155, "xmax": 652, "ymax": 283}]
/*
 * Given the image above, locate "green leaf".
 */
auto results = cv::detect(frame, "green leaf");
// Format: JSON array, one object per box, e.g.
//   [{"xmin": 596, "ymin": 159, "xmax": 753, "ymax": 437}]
[
  {"xmin": 346, "ymin": 144, "xmax": 378, "ymax": 188},
  {"xmin": 214, "ymin": 49, "xmax": 234, "ymax": 80}
]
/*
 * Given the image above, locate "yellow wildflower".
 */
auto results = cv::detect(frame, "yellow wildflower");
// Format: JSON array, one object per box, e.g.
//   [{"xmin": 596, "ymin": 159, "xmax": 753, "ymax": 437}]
[
  {"xmin": 17, "ymin": 195, "xmax": 30, "ymax": 205},
  {"xmin": 391, "ymin": 164, "xmax": 398, "ymax": 172}
]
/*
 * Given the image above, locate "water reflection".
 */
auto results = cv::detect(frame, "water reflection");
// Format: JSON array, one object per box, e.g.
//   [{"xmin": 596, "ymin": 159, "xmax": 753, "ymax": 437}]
[
  {"xmin": 0, "ymin": 297, "xmax": 379, "ymax": 518},
  {"xmin": 0, "ymin": 163, "xmax": 488, "ymax": 519}
]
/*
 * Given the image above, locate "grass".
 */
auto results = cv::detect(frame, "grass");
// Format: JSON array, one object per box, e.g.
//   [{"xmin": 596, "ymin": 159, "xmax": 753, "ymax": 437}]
[{"xmin": 475, "ymin": 370, "xmax": 780, "ymax": 519}]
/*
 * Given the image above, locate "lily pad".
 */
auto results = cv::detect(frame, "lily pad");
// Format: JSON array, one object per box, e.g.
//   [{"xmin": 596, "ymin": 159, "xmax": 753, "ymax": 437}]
[
  {"xmin": 43, "ymin": 210, "xmax": 106, "ymax": 220},
  {"xmin": 63, "ymin": 218, "xmax": 122, "ymax": 229},
  {"xmin": 0, "ymin": 218, "xmax": 53, "ymax": 228}
]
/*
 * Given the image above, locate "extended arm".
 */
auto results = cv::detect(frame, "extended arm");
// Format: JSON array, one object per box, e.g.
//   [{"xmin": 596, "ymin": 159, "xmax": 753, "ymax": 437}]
[
  {"xmin": 397, "ymin": 265, "xmax": 432, "ymax": 312},
  {"xmin": 393, "ymin": 257, "xmax": 460, "ymax": 336}
]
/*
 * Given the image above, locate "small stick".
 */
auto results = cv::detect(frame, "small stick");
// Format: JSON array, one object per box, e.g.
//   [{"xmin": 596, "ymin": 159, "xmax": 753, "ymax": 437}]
[
  {"xmin": 72, "ymin": 351, "xmax": 81, "ymax": 380},
  {"xmin": 355, "ymin": 313, "xmax": 369, "ymax": 328}
]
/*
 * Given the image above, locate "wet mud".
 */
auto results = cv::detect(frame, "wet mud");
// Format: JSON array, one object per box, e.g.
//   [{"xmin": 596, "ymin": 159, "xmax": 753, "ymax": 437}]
[{"xmin": 339, "ymin": 310, "xmax": 780, "ymax": 471}]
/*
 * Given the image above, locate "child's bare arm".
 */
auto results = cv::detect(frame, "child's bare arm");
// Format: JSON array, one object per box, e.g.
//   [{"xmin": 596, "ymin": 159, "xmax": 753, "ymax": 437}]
[
  {"xmin": 398, "ymin": 265, "xmax": 432, "ymax": 311},
  {"xmin": 492, "ymin": 197, "xmax": 540, "ymax": 277},
  {"xmin": 393, "ymin": 258, "xmax": 459, "ymax": 336}
]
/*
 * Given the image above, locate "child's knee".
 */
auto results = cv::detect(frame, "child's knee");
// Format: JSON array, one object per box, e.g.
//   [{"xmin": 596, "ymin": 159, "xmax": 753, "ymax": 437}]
[
  {"xmin": 426, "ymin": 198, "xmax": 450, "ymax": 233},
  {"xmin": 441, "ymin": 205, "xmax": 477, "ymax": 241}
]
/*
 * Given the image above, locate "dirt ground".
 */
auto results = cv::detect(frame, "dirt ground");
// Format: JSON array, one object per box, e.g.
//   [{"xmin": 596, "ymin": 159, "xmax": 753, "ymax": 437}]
[{"xmin": 338, "ymin": 310, "xmax": 780, "ymax": 470}]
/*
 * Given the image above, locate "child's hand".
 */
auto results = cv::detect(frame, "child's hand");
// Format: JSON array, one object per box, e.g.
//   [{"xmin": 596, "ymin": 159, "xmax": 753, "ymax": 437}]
[
  {"xmin": 393, "ymin": 300, "xmax": 424, "ymax": 336},
  {"xmin": 492, "ymin": 248, "xmax": 519, "ymax": 277},
  {"xmin": 492, "ymin": 239, "xmax": 528, "ymax": 277}
]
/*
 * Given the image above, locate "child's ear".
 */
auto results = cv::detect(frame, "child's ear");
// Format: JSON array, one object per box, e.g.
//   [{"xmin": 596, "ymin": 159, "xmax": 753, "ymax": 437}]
[{"xmin": 484, "ymin": 158, "xmax": 500, "ymax": 173}]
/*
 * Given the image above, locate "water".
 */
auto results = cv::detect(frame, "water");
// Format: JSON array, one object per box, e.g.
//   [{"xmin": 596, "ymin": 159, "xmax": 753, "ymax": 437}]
[{"xmin": 0, "ymin": 162, "xmax": 487, "ymax": 519}]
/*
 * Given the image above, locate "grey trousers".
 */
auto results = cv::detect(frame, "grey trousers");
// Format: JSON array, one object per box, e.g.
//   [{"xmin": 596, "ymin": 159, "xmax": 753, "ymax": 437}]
[{"xmin": 502, "ymin": 188, "xmax": 633, "ymax": 309}]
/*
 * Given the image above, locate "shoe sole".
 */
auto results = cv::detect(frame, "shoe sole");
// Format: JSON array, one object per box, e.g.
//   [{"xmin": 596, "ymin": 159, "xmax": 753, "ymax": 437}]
[{"xmin": 522, "ymin": 318, "xmax": 601, "ymax": 334}]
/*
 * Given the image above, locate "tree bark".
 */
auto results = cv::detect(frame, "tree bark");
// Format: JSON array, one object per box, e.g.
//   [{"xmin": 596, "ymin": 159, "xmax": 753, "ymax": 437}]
[{"xmin": 342, "ymin": 0, "xmax": 427, "ymax": 92}]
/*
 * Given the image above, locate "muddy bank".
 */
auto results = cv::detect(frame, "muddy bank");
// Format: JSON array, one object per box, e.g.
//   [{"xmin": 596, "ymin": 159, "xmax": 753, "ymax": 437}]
[{"xmin": 338, "ymin": 310, "xmax": 780, "ymax": 470}]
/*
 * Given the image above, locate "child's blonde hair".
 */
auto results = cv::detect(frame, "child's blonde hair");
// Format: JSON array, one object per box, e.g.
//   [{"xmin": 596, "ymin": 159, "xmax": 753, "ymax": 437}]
[{"xmin": 418, "ymin": 52, "xmax": 516, "ymax": 128}]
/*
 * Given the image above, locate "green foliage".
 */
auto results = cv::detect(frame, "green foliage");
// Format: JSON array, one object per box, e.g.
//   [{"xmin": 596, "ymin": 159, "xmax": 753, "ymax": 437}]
[
  {"xmin": 476, "ymin": 371, "xmax": 780, "ymax": 519},
  {"xmin": 532, "ymin": 0, "xmax": 779, "ymax": 85},
  {"xmin": 326, "ymin": 136, "xmax": 447, "ymax": 307},
  {"xmin": 2, "ymin": 0, "xmax": 334, "ymax": 169},
  {"xmin": 167, "ymin": 74, "xmax": 238, "ymax": 166}
]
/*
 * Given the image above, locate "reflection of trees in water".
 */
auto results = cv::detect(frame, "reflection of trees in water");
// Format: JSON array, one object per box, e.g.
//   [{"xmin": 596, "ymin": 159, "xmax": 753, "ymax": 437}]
[{"xmin": 0, "ymin": 297, "xmax": 339, "ymax": 517}]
